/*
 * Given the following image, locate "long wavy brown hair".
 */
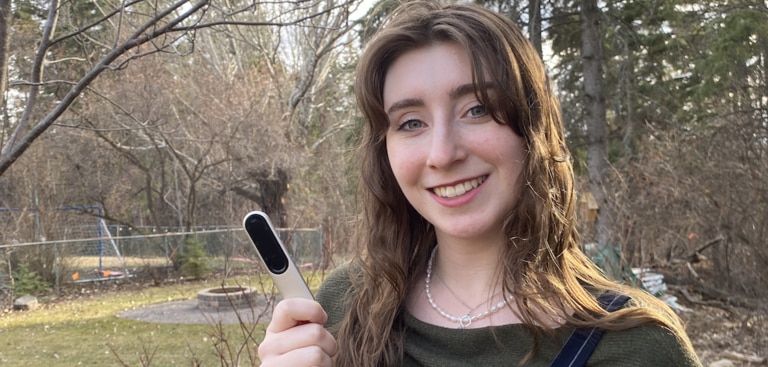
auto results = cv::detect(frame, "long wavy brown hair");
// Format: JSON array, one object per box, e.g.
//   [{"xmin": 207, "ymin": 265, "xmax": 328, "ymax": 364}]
[{"xmin": 335, "ymin": 1, "xmax": 694, "ymax": 366}]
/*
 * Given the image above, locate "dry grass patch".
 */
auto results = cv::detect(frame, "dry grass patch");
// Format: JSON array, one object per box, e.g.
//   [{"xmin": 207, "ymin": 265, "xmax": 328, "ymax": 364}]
[{"xmin": 0, "ymin": 272, "xmax": 326, "ymax": 366}]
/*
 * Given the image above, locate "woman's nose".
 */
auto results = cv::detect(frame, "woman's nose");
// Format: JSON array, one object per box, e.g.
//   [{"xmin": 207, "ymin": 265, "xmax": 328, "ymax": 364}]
[{"xmin": 426, "ymin": 121, "xmax": 466, "ymax": 169}]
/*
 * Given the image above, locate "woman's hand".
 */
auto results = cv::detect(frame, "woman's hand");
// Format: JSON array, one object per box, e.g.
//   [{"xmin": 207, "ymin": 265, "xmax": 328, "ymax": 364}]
[{"xmin": 258, "ymin": 298, "xmax": 337, "ymax": 367}]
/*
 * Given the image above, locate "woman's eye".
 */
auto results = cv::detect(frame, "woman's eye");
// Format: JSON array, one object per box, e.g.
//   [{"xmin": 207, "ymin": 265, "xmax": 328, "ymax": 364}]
[
  {"xmin": 398, "ymin": 119, "xmax": 424, "ymax": 131},
  {"xmin": 467, "ymin": 104, "xmax": 487, "ymax": 118}
]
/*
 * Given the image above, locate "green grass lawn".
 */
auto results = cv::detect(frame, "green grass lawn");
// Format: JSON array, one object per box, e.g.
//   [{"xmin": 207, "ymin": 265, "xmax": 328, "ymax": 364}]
[{"xmin": 0, "ymin": 272, "xmax": 327, "ymax": 366}]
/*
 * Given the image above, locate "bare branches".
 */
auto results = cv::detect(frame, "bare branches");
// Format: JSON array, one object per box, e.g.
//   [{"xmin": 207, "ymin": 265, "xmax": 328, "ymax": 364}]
[
  {"xmin": 49, "ymin": 0, "xmax": 145, "ymax": 47},
  {"xmin": 0, "ymin": 0, "xmax": 356, "ymax": 178},
  {"xmin": 1, "ymin": 0, "xmax": 61, "ymax": 157}
]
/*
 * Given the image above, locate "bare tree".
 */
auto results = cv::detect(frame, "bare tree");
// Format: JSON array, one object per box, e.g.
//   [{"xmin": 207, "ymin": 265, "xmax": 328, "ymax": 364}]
[
  {"xmin": 29, "ymin": 0, "xmax": 359, "ymax": 231},
  {"xmin": 0, "ymin": 0, "xmax": 354, "ymax": 178},
  {"xmin": 0, "ymin": 0, "xmax": 10, "ymax": 147},
  {"xmin": 179, "ymin": 0, "xmax": 360, "ymax": 227}
]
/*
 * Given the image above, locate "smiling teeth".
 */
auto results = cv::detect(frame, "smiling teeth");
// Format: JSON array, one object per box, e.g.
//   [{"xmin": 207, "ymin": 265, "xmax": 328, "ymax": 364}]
[{"xmin": 433, "ymin": 176, "xmax": 486, "ymax": 198}]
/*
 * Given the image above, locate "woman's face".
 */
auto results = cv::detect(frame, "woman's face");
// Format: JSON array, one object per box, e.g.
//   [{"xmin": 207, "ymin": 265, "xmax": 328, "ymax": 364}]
[{"xmin": 383, "ymin": 42, "xmax": 526, "ymax": 245}]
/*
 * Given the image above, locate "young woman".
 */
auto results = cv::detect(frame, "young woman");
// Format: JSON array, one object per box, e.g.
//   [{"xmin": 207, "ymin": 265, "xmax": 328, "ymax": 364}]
[{"xmin": 257, "ymin": 2, "xmax": 702, "ymax": 366}]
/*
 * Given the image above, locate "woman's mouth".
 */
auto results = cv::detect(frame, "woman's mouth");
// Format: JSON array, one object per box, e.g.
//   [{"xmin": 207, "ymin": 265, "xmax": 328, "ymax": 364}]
[{"xmin": 432, "ymin": 176, "xmax": 487, "ymax": 198}]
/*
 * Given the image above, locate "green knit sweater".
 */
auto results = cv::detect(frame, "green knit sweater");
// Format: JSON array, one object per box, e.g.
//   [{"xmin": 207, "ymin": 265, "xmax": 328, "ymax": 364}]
[{"xmin": 316, "ymin": 263, "xmax": 702, "ymax": 367}]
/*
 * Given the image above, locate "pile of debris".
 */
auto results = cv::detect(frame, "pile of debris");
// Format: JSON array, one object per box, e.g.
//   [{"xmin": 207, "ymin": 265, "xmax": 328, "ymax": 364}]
[
  {"xmin": 631, "ymin": 268, "xmax": 689, "ymax": 313},
  {"xmin": 584, "ymin": 242, "xmax": 688, "ymax": 313}
]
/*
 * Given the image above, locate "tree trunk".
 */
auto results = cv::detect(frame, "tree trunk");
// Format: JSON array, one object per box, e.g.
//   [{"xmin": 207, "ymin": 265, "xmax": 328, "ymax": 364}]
[
  {"xmin": 528, "ymin": 0, "xmax": 542, "ymax": 57},
  {"xmin": 256, "ymin": 168, "xmax": 290, "ymax": 228},
  {"xmin": 580, "ymin": 0, "xmax": 613, "ymax": 246},
  {"xmin": 0, "ymin": 0, "xmax": 11, "ymax": 147}
]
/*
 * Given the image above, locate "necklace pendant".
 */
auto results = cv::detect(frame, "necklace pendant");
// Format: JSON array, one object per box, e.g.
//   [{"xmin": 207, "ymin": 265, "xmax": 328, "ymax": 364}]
[{"xmin": 459, "ymin": 314, "xmax": 472, "ymax": 329}]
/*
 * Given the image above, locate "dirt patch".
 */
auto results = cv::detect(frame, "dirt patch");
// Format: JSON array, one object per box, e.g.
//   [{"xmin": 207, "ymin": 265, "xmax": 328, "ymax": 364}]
[{"xmin": 682, "ymin": 304, "xmax": 767, "ymax": 366}]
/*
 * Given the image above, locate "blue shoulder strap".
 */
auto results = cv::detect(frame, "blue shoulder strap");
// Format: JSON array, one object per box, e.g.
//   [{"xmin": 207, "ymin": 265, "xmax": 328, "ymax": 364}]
[{"xmin": 549, "ymin": 292, "xmax": 631, "ymax": 367}]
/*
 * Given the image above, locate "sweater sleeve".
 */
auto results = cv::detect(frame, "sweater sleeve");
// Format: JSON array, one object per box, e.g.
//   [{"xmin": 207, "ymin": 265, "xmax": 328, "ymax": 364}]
[
  {"xmin": 589, "ymin": 324, "xmax": 703, "ymax": 367},
  {"xmin": 315, "ymin": 262, "xmax": 354, "ymax": 331}
]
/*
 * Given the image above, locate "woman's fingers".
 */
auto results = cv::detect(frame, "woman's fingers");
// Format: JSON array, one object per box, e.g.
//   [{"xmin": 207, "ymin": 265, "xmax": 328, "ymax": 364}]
[
  {"xmin": 260, "ymin": 322, "xmax": 338, "ymax": 359},
  {"xmin": 259, "ymin": 345, "xmax": 334, "ymax": 367},
  {"xmin": 258, "ymin": 298, "xmax": 337, "ymax": 367},
  {"xmin": 267, "ymin": 298, "xmax": 329, "ymax": 332}
]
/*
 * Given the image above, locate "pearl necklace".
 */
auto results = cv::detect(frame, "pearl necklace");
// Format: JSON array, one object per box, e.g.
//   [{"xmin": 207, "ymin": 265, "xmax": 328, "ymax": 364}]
[{"xmin": 425, "ymin": 246, "xmax": 512, "ymax": 329}]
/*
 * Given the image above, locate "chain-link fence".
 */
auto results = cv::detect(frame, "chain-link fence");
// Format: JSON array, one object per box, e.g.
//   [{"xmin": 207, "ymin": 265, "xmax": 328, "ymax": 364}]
[{"xmin": 0, "ymin": 225, "xmax": 323, "ymax": 296}]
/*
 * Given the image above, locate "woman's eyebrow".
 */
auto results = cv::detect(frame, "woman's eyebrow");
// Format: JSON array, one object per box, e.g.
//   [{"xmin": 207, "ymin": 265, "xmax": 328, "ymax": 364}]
[
  {"xmin": 386, "ymin": 98, "xmax": 423, "ymax": 116},
  {"xmin": 451, "ymin": 83, "xmax": 494, "ymax": 100},
  {"xmin": 449, "ymin": 83, "xmax": 477, "ymax": 99}
]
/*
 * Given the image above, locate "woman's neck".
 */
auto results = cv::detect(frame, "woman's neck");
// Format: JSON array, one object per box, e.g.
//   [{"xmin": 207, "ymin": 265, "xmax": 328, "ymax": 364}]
[
  {"xmin": 431, "ymin": 242, "xmax": 504, "ymax": 299},
  {"xmin": 432, "ymin": 232, "xmax": 506, "ymax": 287}
]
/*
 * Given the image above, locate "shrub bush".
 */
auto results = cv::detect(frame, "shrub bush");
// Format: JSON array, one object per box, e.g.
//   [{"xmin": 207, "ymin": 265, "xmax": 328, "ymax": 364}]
[
  {"xmin": 178, "ymin": 237, "xmax": 210, "ymax": 279},
  {"xmin": 12, "ymin": 263, "xmax": 50, "ymax": 296}
]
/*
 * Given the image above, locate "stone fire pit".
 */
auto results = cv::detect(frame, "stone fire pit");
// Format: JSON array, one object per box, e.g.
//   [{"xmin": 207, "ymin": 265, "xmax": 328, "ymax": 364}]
[{"xmin": 197, "ymin": 286, "xmax": 259, "ymax": 312}]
